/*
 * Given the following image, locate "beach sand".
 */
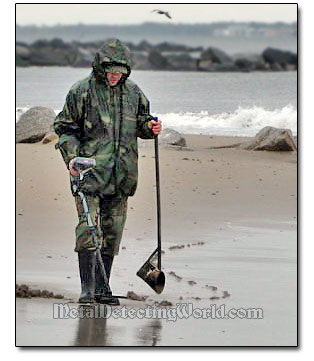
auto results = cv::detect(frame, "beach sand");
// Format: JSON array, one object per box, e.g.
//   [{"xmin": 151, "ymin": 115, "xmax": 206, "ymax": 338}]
[{"xmin": 16, "ymin": 135, "xmax": 297, "ymax": 346}]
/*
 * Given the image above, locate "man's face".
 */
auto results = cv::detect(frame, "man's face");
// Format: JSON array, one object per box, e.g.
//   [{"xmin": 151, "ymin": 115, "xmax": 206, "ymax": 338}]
[{"xmin": 106, "ymin": 71, "xmax": 123, "ymax": 86}]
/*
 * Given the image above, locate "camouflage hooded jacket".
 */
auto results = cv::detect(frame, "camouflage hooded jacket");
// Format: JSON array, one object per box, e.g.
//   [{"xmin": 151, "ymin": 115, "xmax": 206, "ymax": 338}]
[{"xmin": 54, "ymin": 39, "xmax": 155, "ymax": 197}]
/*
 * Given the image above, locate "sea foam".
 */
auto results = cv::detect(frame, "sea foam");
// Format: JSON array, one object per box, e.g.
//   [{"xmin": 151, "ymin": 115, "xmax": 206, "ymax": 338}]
[{"xmin": 16, "ymin": 105, "xmax": 297, "ymax": 137}]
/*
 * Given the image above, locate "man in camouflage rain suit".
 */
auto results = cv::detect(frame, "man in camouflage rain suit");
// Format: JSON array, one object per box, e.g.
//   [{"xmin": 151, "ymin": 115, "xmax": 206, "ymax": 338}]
[{"xmin": 54, "ymin": 39, "xmax": 162, "ymax": 305}]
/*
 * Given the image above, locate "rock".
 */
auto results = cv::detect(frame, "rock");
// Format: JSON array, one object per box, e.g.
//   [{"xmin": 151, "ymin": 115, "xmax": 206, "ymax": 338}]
[
  {"xmin": 42, "ymin": 127, "xmax": 58, "ymax": 144},
  {"xmin": 41, "ymin": 290, "xmax": 54, "ymax": 298},
  {"xmin": 54, "ymin": 294, "xmax": 64, "ymax": 299},
  {"xmin": 234, "ymin": 53, "xmax": 268, "ymax": 71},
  {"xmin": 16, "ymin": 106, "xmax": 56, "ymax": 143},
  {"xmin": 16, "ymin": 284, "xmax": 65, "ymax": 299},
  {"xmin": 198, "ymin": 61, "xmax": 237, "ymax": 72},
  {"xmin": 154, "ymin": 42, "xmax": 202, "ymax": 53},
  {"xmin": 16, "ymin": 284, "xmax": 30, "ymax": 297},
  {"xmin": 234, "ymin": 58, "xmax": 254, "ymax": 72},
  {"xmin": 137, "ymin": 40, "xmax": 153, "ymax": 51},
  {"xmin": 270, "ymin": 62, "xmax": 283, "ymax": 71},
  {"xmin": 159, "ymin": 128, "xmax": 187, "ymax": 147},
  {"xmin": 132, "ymin": 52, "xmax": 151, "ymax": 70},
  {"xmin": 127, "ymin": 291, "xmax": 147, "ymax": 301},
  {"xmin": 155, "ymin": 300, "xmax": 173, "ymax": 307},
  {"xmin": 240, "ymin": 126, "xmax": 297, "ymax": 151},
  {"xmin": 188, "ymin": 280, "xmax": 197, "ymax": 286},
  {"xmin": 147, "ymin": 50, "xmax": 172, "ymax": 70},
  {"xmin": 167, "ymin": 53, "xmax": 198, "ymax": 71},
  {"xmin": 198, "ymin": 47, "xmax": 235, "ymax": 71},
  {"xmin": 16, "ymin": 43, "xmax": 31, "ymax": 66},
  {"xmin": 72, "ymin": 46, "xmax": 95, "ymax": 67},
  {"xmin": 28, "ymin": 39, "xmax": 75, "ymax": 66},
  {"xmin": 16, "ymin": 43, "xmax": 31, "ymax": 58},
  {"xmin": 42, "ymin": 133, "xmax": 58, "ymax": 144},
  {"xmin": 200, "ymin": 47, "xmax": 233, "ymax": 65},
  {"xmin": 30, "ymin": 289, "xmax": 42, "ymax": 297},
  {"xmin": 262, "ymin": 47, "xmax": 297, "ymax": 68}
]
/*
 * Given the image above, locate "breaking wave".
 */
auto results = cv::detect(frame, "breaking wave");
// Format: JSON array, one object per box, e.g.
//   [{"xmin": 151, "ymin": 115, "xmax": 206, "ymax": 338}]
[
  {"xmin": 158, "ymin": 105, "xmax": 297, "ymax": 136},
  {"xmin": 16, "ymin": 105, "xmax": 297, "ymax": 137}
]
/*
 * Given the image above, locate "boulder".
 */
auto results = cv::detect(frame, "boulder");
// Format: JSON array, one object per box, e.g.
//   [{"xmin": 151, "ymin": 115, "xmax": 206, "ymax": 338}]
[
  {"xmin": 148, "ymin": 50, "xmax": 173, "ymax": 70},
  {"xmin": 241, "ymin": 126, "xmax": 297, "ymax": 151},
  {"xmin": 16, "ymin": 106, "xmax": 56, "ymax": 143},
  {"xmin": 200, "ymin": 47, "xmax": 233, "ymax": 65},
  {"xmin": 270, "ymin": 62, "xmax": 283, "ymax": 71},
  {"xmin": 159, "ymin": 128, "xmax": 187, "ymax": 147},
  {"xmin": 16, "ymin": 43, "xmax": 31, "ymax": 58},
  {"xmin": 197, "ymin": 61, "xmax": 237, "ymax": 72},
  {"xmin": 42, "ymin": 126, "xmax": 58, "ymax": 144},
  {"xmin": 234, "ymin": 58, "xmax": 254, "ymax": 72},
  {"xmin": 132, "ymin": 51, "xmax": 151, "ymax": 70},
  {"xmin": 197, "ymin": 47, "xmax": 236, "ymax": 71},
  {"xmin": 16, "ymin": 43, "xmax": 31, "ymax": 66},
  {"xmin": 71, "ymin": 46, "xmax": 95, "ymax": 67},
  {"xmin": 28, "ymin": 48, "xmax": 71, "ymax": 66},
  {"xmin": 167, "ymin": 53, "xmax": 198, "ymax": 71},
  {"xmin": 262, "ymin": 47, "xmax": 297, "ymax": 68},
  {"xmin": 136, "ymin": 40, "xmax": 153, "ymax": 52},
  {"xmin": 28, "ymin": 39, "xmax": 78, "ymax": 66}
]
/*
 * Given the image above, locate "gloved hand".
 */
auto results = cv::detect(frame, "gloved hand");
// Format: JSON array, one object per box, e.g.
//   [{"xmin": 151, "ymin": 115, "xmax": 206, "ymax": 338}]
[{"xmin": 69, "ymin": 158, "xmax": 80, "ymax": 176}]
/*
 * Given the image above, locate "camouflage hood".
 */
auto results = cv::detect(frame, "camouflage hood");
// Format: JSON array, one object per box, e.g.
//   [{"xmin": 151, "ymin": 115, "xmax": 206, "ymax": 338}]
[{"xmin": 92, "ymin": 39, "xmax": 133, "ymax": 84}]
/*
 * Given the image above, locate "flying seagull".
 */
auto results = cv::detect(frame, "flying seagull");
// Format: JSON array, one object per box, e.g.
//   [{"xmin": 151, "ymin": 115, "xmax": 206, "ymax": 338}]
[{"xmin": 152, "ymin": 9, "xmax": 172, "ymax": 19}]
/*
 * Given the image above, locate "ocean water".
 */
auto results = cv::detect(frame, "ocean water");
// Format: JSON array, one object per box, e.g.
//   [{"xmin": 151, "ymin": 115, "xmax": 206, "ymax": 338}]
[{"xmin": 16, "ymin": 67, "xmax": 297, "ymax": 136}]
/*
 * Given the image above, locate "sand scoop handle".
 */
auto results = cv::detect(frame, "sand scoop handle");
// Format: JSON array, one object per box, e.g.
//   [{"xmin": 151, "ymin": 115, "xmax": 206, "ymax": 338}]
[
  {"xmin": 153, "ymin": 117, "xmax": 162, "ymax": 269},
  {"xmin": 135, "ymin": 117, "xmax": 165, "ymax": 294}
]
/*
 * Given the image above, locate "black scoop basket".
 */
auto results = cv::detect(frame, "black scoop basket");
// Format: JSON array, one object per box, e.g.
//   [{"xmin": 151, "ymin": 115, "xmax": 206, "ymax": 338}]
[{"xmin": 136, "ymin": 133, "xmax": 165, "ymax": 294}]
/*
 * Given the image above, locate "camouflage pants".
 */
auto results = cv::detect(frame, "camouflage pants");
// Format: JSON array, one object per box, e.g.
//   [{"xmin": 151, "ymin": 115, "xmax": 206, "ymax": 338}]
[{"xmin": 74, "ymin": 194, "xmax": 128, "ymax": 256}]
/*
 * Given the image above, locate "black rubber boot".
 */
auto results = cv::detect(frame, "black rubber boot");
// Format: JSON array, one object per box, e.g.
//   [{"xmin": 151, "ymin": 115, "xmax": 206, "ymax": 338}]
[
  {"xmin": 94, "ymin": 249, "xmax": 111, "ymax": 301},
  {"xmin": 78, "ymin": 250, "xmax": 97, "ymax": 303},
  {"xmin": 101, "ymin": 253, "xmax": 120, "ymax": 306},
  {"xmin": 102, "ymin": 253, "xmax": 114, "ymax": 280},
  {"xmin": 94, "ymin": 251, "xmax": 120, "ymax": 306},
  {"xmin": 94, "ymin": 251, "xmax": 119, "ymax": 306}
]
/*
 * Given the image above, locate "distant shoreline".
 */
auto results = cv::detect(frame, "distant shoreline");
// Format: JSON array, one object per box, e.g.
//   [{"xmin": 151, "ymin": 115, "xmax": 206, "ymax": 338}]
[{"xmin": 16, "ymin": 38, "xmax": 297, "ymax": 72}]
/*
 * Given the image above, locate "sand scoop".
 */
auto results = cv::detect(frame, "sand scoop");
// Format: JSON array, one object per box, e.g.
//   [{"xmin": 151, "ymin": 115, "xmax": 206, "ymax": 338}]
[{"xmin": 136, "ymin": 117, "xmax": 165, "ymax": 294}]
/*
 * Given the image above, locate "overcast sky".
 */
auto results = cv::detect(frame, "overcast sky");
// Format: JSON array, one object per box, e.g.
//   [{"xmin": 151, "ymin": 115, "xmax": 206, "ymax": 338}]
[{"xmin": 16, "ymin": 3, "xmax": 297, "ymax": 26}]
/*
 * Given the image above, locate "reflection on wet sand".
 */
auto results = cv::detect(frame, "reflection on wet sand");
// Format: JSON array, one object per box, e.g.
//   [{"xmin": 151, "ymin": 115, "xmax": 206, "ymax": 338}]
[
  {"xmin": 74, "ymin": 305, "xmax": 108, "ymax": 346},
  {"xmin": 135, "ymin": 319, "xmax": 162, "ymax": 346},
  {"xmin": 74, "ymin": 305, "xmax": 162, "ymax": 346},
  {"xmin": 73, "ymin": 304, "xmax": 162, "ymax": 346}
]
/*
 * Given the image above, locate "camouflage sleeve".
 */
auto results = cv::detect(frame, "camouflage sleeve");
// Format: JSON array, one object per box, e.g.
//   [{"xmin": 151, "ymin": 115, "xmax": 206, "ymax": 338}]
[
  {"xmin": 136, "ymin": 89, "xmax": 156, "ymax": 140},
  {"xmin": 54, "ymin": 89, "xmax": 83, "ymax": 168}
]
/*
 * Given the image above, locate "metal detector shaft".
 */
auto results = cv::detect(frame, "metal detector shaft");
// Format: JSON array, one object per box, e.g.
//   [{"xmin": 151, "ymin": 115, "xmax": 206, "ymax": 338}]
[{"xmin": 70, "ymin": 157, "xmax": 99, "ymax": 249}]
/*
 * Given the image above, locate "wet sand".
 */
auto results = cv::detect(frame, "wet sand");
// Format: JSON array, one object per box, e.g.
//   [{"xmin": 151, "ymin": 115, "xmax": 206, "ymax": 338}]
[{"xmin": 16, "ymin": 135, "xmax": 297, "ymax": 346}]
